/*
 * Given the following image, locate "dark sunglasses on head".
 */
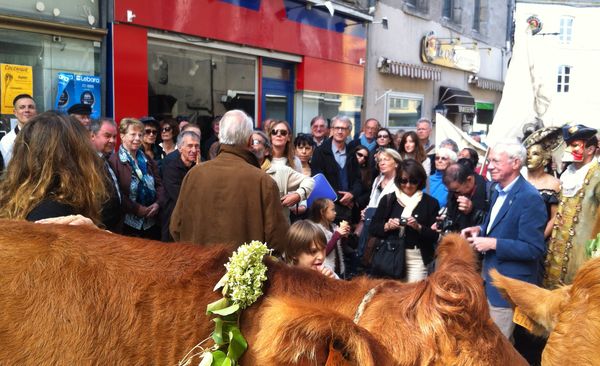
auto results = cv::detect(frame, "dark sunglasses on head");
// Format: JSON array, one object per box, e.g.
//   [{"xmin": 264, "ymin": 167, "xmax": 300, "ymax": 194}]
[
  {"xmin": 145, "ymin": 129, "xmax": 158, "ymax": 135},
  {"xmin": 161, "ymin": 126, "xmax": 172, "ymax": 132},
  {"xmin": 271, "ymin": 129, "xmax": 289, "ymax": 137},
  {"xmin": 355, "ymin": 152, "xmax": 367, "ymax": 158},
  {"xmin": 399, "ymin": 178, "xmax": 419, "ymax": 185}
]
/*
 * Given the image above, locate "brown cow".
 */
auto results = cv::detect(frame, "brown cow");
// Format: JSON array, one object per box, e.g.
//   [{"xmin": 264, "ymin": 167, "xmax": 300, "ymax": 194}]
[
  {"xmin": 492, "ymin": 258, "xmax": 600, "ymax": 366},
  {"xmin": 0, "ymin": 220, "xmax": 525, "ymax": 365}
]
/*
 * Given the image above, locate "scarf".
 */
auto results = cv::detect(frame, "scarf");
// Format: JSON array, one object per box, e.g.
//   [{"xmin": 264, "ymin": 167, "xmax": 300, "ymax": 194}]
[
  {"xmin": 395, "ymin": 186, "xmax": 423, "ymax": 219},
  {"xmin": 119, "ymin": 145, "xmax": 156, "ymax": 206},
  {"xmin": 360, "ymin": 135, "xmax": 377, "ymax": 152}
]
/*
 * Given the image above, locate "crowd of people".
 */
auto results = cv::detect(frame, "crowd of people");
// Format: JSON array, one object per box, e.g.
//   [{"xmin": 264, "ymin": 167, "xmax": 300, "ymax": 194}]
[{"xmin": 1, "ymin": 93, "xmax": 599, "ymax": 365}]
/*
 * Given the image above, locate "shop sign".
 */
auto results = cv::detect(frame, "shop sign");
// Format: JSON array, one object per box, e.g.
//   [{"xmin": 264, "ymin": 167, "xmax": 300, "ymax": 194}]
[
  {"xmin": 420, "ymin": 31, "xmax": 480, "ymax": 73},
  {"xmin": 55, "ymin": 72, "xmax": 101, "ymax": 119},
  {"xmin": 1, "ymin": 63, "xmax": 33, "ymax": 114}
]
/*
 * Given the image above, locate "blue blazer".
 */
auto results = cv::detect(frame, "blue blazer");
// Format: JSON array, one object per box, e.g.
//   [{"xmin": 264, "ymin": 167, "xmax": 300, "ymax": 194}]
[{"xmin": 480, "ymin": 175, "xmax": 547, "ymax": 307}]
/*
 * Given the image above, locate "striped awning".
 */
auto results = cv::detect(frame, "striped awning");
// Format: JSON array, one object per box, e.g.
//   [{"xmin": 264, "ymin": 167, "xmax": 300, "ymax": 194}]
[
  {"xmin": 470, "ymin": 76, "xmax": 504, "ymax": 92},
  {"xmin": 377, "ymin": 57, "xmax": 442, "ymax": 81}
]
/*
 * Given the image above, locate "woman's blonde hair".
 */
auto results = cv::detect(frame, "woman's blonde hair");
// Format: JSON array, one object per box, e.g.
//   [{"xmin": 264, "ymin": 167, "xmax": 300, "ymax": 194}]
[
  {"xmin": 119, "ymin": 117, "xmax": 144, "ymax": 135},
  {"xmin": 284, "ymin": 220, "xmax": 327, "ymax": 264},
  {"xmin": 0, "ymin": 111, "xmax": 108, "ymax": 224}
]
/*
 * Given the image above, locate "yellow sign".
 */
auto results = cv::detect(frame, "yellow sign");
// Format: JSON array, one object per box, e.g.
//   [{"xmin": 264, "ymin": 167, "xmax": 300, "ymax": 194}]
[
  {"xmin": 1, "ymin": 63, "xmax": 33, "ymax": 114},
  {"xmin": 421, "ymin": 31, "xmax": 480, "ymax": 73}
]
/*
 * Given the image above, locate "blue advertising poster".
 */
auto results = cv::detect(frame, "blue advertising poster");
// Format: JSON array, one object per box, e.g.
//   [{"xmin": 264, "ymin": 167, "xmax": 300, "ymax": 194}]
[{"xmin": 55, "ymin": 72, "xmax": 101, "ymax": 119}]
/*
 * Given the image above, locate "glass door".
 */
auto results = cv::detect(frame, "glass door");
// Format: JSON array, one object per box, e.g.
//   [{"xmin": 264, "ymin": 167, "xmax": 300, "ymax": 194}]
[{"xmin": 261, "ymin": 59, "xmax": 294, "ymax": 127}]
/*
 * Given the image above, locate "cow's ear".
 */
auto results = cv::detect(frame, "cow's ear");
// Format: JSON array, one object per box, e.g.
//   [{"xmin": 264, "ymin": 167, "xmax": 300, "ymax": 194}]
[
  {"xmin": 247, "ymin": 297, "xmax": 395, "ymax": 366},
  {"xmin": 490, "ymin": 269, "xmax": 570, "ymax": 336}
]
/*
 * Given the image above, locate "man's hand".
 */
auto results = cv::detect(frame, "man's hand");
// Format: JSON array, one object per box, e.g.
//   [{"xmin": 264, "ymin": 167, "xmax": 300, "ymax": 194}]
[
  {"xmin": 461, "ymin": 226, "xmax": 481, "ymax": 239},
  {"xmin": 457, "ymin": 196, "xmax": 474, "ymax": 214},
  {"xmin": 338, "ymin": 191, "xmax": 354, "ymax": 207},
  {"xmin": 281, "ymin": 192, "xmax": 301, "ymax": 207},
  {"xmin": 467, "ymin": 236, "xmax": 497, "ymax": 253}
]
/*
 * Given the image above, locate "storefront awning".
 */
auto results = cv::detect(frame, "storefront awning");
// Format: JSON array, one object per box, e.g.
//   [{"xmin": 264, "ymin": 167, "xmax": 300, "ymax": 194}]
[
  {"xmin": 438, "ymin": 86, "xmax": 475, "ymax": 114},
  {"xmin": 377, "ymin": 57, "xmax": 442, "ymax": 81},
  {"xmin": 468, "ymin": 75, "xmax": 504, "ymax": 92}
]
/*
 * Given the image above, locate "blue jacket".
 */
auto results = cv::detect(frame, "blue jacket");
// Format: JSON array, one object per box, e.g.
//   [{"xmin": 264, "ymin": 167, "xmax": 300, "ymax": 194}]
[{"xmin": 480, "ymin": 175, "xmax": 547, "ymax": 307}]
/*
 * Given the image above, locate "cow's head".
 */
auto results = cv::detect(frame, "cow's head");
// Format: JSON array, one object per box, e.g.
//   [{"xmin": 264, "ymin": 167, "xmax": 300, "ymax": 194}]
[{"xmin": 491, "ymin": 257, "xmax": 600, "ymax": 365}]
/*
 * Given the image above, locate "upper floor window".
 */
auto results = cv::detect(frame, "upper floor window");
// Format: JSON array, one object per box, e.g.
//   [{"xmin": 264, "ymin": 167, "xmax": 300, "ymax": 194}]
[
  {"xmin": 559, "ymin": 16, "xmax": 574, "ymax": 44},
  {"xmin": 443, "ymin": 0, "xmax": 461, "ymax": 24},
  {"xmin": 557, "ymin": 65, "xmax": 571, "ymax": 93},
  {"xmin": 473, "ymin": 0, "xmax": 481, "ymax": 32},
  {"xmin": 406, "ymin": 0, "xmax": 429, "ymax": 13}
]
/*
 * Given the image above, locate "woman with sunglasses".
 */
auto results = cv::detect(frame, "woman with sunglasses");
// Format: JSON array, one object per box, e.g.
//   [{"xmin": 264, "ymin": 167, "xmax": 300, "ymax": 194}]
[
  {"xmin": 375, "ymin": 128, "xmax": 394, "ymax": 150},
  {"xmin": 268, "ymin": 120, "xmax": 302, "ymax": 172},
  {"xmin": 159, "ymin": 118, "xmax": 179, "ymax": 155},
  {"xmin": 427, "ymin": 147, "xmax": 457, "ymax": 208},
  {"xmin": 398, "ymin": 131, "xmax": 430, "ymax": 176},
  {"xmin": 369, "ymin": 159, "xmax": 440, "ymax": 282},
  {"xmin": 140, "ymin": 117, "xmax": 166, "ymax": 163}
]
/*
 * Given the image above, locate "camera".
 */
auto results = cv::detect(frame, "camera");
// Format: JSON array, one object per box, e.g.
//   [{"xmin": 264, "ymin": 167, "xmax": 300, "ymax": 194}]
[
  {"xmin": 438, "ymin": 217, "xmax": 456, "ymax": 233},
  {"xmin": 399, "ymin": 218, "xmax": 408, "ymax": 226}
]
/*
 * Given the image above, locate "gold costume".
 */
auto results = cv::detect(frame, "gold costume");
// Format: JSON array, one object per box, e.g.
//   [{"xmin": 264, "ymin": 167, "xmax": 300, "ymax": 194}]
[{"xmin": 544, "ymin": 160, "xmax": 600, "ymax": 289}]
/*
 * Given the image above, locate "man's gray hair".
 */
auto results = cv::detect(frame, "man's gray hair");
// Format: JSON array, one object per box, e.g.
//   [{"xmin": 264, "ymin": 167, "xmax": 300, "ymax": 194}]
[
  {"xmin": 90, "ymin": 117, "xmax": 117, "ymax": 135},
  {"xmin": 177, "ymin": 130, "xmax": 200, "ymax": 148},
  {"xmin": 416, "ymin": 118, "xmax": 432, "ymax": 128},
  {"xmin": 218, "ymin": 110, "xmax": 254, "ymax": 146},
  {"xmin": 492, "ymin": 138, "xmax": 527, "ymax": 167},
  {"xmin": 331, "ymin": 115, "xmax": 352, "ymax": 129},
  {"xmin": 439, "ymin": 138, "xmax": 459, "ymax": 153},
  {"xmin": 252, "ymin": 130, "xmax": 272, "ymax": 150}
]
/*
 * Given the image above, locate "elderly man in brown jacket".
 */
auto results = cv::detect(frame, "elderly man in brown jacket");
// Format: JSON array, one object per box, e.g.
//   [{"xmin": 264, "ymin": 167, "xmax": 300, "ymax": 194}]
[{"xmin": 170, "ymin": 110, "xmax": 289, "ymax": 252}]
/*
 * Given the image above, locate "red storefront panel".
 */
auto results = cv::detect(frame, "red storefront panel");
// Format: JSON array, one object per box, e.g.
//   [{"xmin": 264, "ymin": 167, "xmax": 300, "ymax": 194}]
[
  {"xmin": 297, "ymin": 56, "xmax": 363, "ymax": 95},
  {"xmin": 113, "ymin": 0, "xmax": 366, "ymax": 66},
  {"xmin": 112, "ymin": 23, "xmax": 148, "ymax": 121}
]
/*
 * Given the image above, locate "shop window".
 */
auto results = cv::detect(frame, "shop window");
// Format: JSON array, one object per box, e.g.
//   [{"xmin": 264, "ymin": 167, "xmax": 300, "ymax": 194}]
[
  {"xmin": 295, "ymin": 91, "xmax": 362, "ymax": 136},
  {"xmin": 557, "ymin": 65, "xmax": 571, "ymax": 93},
  {"xmin": 559, "ymin": 16, "xmax": 574, "ymax": 45},
  {"xmin": 0, "ymin": 28, "xmax": 100, "ymax": 134},
  {"xmin": 147, "ymin": 40, "xmax": 256, "ymax": 126},
  {"xmin": 0, "ymin": 0, "xmax": 100, "ymax": 27},
  {"xmin": 385, "ymin": 93, "xmax": 423, "ymax": 129}
]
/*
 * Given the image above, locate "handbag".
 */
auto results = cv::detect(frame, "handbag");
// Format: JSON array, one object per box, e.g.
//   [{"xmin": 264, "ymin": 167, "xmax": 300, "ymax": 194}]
[{"xmin": 370, "ymin": 236, "xmax": 405, "ymax": 279}]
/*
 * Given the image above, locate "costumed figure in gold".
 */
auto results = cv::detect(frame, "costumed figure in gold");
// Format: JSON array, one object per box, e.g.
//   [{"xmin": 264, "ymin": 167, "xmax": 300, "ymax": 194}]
[{"xmin": 544, "ymin": 123, "xmax": 600, "ymax": 289}]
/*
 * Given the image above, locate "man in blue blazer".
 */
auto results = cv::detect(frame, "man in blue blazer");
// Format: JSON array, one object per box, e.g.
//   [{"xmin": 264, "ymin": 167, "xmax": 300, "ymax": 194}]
[{"xmin": 461, "ymin": 139, "xmax": 546, "ymax": 339}]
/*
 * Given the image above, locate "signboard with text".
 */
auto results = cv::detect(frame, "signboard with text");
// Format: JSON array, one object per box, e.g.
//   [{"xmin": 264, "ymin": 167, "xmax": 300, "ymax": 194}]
[
  {"xmin": 420, "ymin": 31, "xmax": 481, "ymax": 73},
  {"xmin": 1, "ymin": 63, "xmax": 33, "ymax": 114},
  {"xmin": 55, "ymin": 72, "xmax": 101, "ymax": 119}
]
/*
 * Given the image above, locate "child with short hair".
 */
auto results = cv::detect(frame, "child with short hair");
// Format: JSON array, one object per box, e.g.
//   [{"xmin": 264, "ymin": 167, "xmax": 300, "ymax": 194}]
[
  {"xmin": 284, "ymin": 220, "xmax": 337, "ymax": 278},
  {"xmin": 308, "ymin": 198, "xmax": 350, "ymax": 278}
]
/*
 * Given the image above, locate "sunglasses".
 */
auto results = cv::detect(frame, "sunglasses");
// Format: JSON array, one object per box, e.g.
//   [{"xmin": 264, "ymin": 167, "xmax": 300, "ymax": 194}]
[
  {"xmin": 399, "ymin": 178, "xmax": 419, "ymax": 185},
  {"xmin": 355, "ymin": 152, "xmax": 367, "ymax": 158},
  {"xmin": 161, "ymin": 126, "xmax": 172, "ymax": 132},
  {"xmin": 435, "ymin": 156, "xmax": 449, "ymax": 161},
  {"xmin": 271, "ymin": 129, "xmax": 289, "ymax": 137},
  {"xmin": 251, "ymin": 139, "xmax": 264, "ymax": 146},
  {"xmin": 145, "ymin": 129, "xmax": 158, "ymax": 135},
  {"xmin": 377, "ymin": 134, "xmax": 390, "ymax": 139}
]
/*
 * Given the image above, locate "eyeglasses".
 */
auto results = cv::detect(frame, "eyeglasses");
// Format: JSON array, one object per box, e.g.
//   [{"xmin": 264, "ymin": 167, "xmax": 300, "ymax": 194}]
[
  {"xmin": 355, "ymin": 152, "xmax": 367, "ymax": 158},
  {"xmin": 271, "ymin": 129, "xmax": 289, "ymax": 137},
  {"xmin": 161, "ymin": 126, "xmax": 172, "ymax": 132},
  {"xmin": 435, "ymin": 156, "xmax": 449, "ymax": 161},
  {"xmin": 377, "ymin": 134, "xmax": 390, "ymax": 139},
  {"xmin": 251, "ymin": 139, "xmax": 264, "ymax": 146},
  {"xmin": 399, "ymin": 178, "xmax": 419, "ymax": 185},
  {"xmin": 145, "ymin": 129, "xmax": 158, "ymax": 135},
  {"xmin": 332, "ymin": 126, "xmax": 349, "ymax": 131}
]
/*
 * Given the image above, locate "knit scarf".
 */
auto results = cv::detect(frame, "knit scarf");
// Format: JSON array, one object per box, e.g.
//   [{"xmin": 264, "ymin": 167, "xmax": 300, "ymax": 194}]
[
  {"xmin": 360, "ymin": 135, "xmax": 377, "ymax": 151},
  {"xmin": 395, "ymin": 186, "xmax": 422, "ymax": 219}
]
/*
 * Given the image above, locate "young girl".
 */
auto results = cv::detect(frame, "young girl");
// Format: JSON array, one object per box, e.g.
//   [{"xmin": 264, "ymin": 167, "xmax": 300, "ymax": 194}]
[
  {"xmin": 308, "ymin": 198, "xmax": 351, "ymax": 278},
  {"xmin": 284, "ymin": 220, "xmax": 337, "ymax": 278}
]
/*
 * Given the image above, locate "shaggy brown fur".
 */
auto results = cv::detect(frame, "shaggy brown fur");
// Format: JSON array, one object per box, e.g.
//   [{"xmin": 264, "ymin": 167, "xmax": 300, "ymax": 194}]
[
  {"xmin": 491, "ymin": 257, "xmax": 600, "ymax": 365},
  {"xmin": 0, "ymin": 222, "xmax": 525, "ymax": 365}
]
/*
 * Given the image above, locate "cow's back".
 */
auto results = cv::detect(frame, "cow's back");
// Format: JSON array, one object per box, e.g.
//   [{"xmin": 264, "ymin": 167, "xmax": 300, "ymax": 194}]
[{"xmin": 0, "ymin": 220, "xmax": 230, "ymax": 365}]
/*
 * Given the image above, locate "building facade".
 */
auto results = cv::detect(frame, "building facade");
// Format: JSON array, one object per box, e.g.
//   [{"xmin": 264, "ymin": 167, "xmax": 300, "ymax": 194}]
[
  {"xmin": 516, "ymin": 0, "xmax": 600, "ymax": 129},
  {"xmin": 364, "ymin": 0, "xmax": 512, "ymax": 134}
]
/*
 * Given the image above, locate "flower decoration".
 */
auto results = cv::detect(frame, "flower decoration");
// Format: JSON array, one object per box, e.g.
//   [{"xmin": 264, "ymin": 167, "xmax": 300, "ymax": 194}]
[{"xmin": 179, "ymin": 241, "xmax": 271, "ymax": 366}]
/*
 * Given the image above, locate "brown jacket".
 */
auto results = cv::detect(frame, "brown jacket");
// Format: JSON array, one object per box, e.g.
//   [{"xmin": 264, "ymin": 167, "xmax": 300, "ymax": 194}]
[{"xmin": 170, "ymin": 144, "xmax": 289, "ymax": 252}]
